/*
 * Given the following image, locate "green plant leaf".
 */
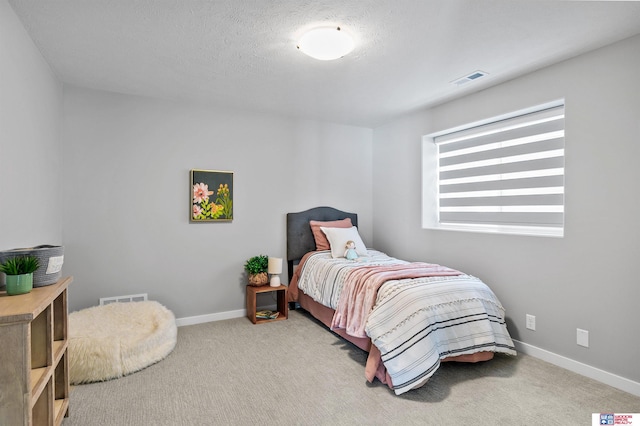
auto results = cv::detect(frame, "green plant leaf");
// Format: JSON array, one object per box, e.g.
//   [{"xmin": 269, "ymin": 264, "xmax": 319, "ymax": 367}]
[
  {"xmin": 244, "ymin": 255, "xmax": 268, "ymax": 274},
  {"xmin": 0, "ymin": 255, "xmax": 40, "ymax": 275}
]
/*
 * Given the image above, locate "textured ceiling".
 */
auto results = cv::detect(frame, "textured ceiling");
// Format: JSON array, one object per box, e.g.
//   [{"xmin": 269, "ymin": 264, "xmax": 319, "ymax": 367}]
[{"xmin": 8, "ymin": 0, "xmax": 640, "ymax": 127}]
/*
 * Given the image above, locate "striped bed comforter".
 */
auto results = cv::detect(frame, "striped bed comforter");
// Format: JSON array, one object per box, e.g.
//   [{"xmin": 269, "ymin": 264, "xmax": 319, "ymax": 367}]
[{"xmin": 296, "ymin": 250, "xmax": 516, "ymax": 395}]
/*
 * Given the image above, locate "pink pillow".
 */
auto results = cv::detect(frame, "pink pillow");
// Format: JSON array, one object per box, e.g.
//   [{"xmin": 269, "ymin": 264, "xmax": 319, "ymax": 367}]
[{"xmin": 310, "ymin": 218, "xmax": 353, "ymax": 250}]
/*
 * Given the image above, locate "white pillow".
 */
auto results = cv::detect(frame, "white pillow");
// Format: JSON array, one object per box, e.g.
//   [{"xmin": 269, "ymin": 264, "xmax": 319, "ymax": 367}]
[{"xmin": 320, "ymin": 226, "xmax": 368, "ymax": 259}]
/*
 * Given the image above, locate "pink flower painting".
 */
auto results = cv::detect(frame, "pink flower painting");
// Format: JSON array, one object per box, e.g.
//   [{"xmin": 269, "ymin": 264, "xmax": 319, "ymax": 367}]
[
  {"xmin": 190, "ymin": 170, "xmax": 233, "ymax": 222},
  {"xmin": 193, "ymin": 183, "xmax": 213, "ymax": 203}
]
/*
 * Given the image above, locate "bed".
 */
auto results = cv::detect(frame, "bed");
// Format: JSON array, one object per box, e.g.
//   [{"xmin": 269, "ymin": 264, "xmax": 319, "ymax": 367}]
[{"xmin": 286, "ymin": 206, "xmax": 516, "ymax": 395}]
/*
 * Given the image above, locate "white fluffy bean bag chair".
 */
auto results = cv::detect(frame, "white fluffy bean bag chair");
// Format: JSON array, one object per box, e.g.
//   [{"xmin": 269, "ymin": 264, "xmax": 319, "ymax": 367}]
[{"xmin": 69, "ymin": 301, "xmax": 177, "ymax": 384}]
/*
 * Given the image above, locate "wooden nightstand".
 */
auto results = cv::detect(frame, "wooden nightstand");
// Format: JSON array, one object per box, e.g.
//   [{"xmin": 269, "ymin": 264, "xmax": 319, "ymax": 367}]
[{"xmin": 246, "ymin": 284, "xmax": 288, "ymax": 324}]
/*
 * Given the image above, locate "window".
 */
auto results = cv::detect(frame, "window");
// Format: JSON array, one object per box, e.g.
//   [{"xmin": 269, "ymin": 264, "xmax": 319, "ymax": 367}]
[{"xmin": 424, "ymin": 102, "xmax": 565, "ymax": 237}]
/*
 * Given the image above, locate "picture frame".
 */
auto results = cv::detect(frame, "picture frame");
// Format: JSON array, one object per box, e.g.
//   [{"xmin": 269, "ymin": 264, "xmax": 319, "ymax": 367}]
[{"xmin": 190, "ymin": 169, "xmax": 233, "ymax": 222}]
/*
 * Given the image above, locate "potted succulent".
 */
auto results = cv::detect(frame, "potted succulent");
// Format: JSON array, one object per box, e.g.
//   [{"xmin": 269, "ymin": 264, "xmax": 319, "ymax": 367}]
[
  {"xmin": 0, "ymin": 255, "xmax": 40, "ymax": 296},
  {"xmin": 244, "ymin": 255, "xmax": 268, "ymax": 286}
]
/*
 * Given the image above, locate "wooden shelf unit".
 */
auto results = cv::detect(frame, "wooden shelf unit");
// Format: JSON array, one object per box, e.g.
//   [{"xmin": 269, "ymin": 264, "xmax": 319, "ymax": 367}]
[
  {"xmin": 0, "ymin": 276, "xmax": 72, "ymax": 425},
  {"xmin": 246, "ymin": 284, "xmax": 288, "ymax": 324}
]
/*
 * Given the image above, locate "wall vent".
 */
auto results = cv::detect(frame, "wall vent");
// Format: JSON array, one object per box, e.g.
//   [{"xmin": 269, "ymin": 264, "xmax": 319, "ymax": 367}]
[
  {"xmin": 451, "ymin": 70, "xmax": 488, "ymax": 86},
  {"xmin": 100, "ymin": 293, "xmax": 148, "ymax": 305}
]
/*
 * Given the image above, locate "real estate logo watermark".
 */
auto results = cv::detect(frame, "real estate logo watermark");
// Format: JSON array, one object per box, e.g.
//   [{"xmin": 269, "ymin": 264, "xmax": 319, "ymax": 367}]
[{"xmin": 593, "ymin": 413, "xmax": 637, "ymax": 425}]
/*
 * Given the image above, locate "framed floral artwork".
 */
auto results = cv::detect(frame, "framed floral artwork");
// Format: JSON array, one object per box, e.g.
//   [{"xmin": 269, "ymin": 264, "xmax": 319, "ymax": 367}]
[{"xmin": 190, "ymin": 169, "xmax": 233, "ymax": 222}]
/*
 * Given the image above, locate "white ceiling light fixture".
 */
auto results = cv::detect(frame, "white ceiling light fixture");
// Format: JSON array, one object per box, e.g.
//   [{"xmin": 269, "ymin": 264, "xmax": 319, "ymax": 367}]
[{"xmin": 297, "ymin": 26, "xmax": 355, "ymax": 61}]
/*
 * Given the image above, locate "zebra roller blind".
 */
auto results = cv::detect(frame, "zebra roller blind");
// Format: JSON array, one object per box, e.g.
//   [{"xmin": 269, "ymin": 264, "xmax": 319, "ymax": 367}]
[{"xmin": 435, "ymin": 104, "xmax": 565, "ymax": 236}]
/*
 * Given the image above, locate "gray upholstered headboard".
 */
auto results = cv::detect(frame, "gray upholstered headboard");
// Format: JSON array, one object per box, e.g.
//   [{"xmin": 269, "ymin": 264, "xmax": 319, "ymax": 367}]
[{"xmin": 286, "ymin": 206, "xmax": 358, "ymax": 282}]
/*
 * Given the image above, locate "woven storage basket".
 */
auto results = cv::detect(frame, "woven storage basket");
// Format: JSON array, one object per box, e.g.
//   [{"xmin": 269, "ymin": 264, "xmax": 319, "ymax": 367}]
[
  {"xmin": 0, "ymin": 245, "xmax": 64, "ymax": 287},
  {"xmin": 248, "ymin": 272, "xmax": 268, "ymax": 286}
]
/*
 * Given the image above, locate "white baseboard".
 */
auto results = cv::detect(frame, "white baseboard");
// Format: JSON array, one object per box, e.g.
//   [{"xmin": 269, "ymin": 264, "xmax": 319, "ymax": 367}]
[
  {"xmin": 513, "ymin": 339, "xmax": 640, "ymax": 397},
  {"xmin": 175, "ymin": 309, "xmax": 245, "ymax": 327},
  {"xmin": 175, "ymin": 304, "xmax": 277, "ymax": 327}
]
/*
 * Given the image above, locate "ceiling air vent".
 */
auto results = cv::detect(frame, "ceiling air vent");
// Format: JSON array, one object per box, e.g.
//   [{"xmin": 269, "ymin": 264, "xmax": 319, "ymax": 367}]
[{"xmin": 451, "ymin": 70, "xmax": 488, "ymax": 86}]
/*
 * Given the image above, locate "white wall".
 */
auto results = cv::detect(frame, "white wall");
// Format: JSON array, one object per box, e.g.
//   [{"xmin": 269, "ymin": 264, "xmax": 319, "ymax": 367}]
[
  {"xmin": 0, "ymin": 0, "xmax": 63, "ymax": 251},
  {"xmin": 372, "ymin": 35, "xmax": 640, "ymax": 384},
  {"xmin": 62, "ymin": 87, "xmax": 373, "ymax": 318}
]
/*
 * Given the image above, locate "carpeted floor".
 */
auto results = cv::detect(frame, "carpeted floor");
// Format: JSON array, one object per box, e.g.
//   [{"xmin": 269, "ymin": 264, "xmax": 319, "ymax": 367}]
[{"xmin": 62, "ymin": 310, "xmax": 640, "ymax": 425}]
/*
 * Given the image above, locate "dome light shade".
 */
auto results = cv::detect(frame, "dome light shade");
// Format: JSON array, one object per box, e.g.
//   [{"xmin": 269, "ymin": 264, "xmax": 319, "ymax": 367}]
[{"xmin": 297, "ymin": 27, "xmax": 354, "ymax": 60}]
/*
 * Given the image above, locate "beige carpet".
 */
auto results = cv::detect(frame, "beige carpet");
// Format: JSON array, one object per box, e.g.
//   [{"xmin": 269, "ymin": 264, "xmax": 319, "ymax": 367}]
[{"xmin": 63, "ymin": 310, "xmax": 640, "ymax": 425}]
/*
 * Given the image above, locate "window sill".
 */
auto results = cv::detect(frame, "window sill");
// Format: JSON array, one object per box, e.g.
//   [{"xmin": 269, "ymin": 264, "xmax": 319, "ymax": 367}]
[{"xmin": 425, "ymin": 223, "xmax": 564, "ymax": 238}]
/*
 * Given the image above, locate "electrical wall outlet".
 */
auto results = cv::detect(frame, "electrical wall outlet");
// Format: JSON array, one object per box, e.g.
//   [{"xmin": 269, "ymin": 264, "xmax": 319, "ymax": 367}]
[
  {"xmin": 577, "ymin": 328, "xmax": 589, "ymax": 347},
  {"xmin": 526, "ymin": 314, "xmax": 536, "ymax": 331}
]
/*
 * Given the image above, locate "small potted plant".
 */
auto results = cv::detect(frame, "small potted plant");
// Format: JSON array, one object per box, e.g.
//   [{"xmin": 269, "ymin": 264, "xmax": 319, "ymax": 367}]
[
  {"xmin": 244, "ymin": 255, "xmax": 268, "ymax": 286},
  {"xmin": 0, "ymin": 255, "xmax": 40, "ymax": 296}
]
